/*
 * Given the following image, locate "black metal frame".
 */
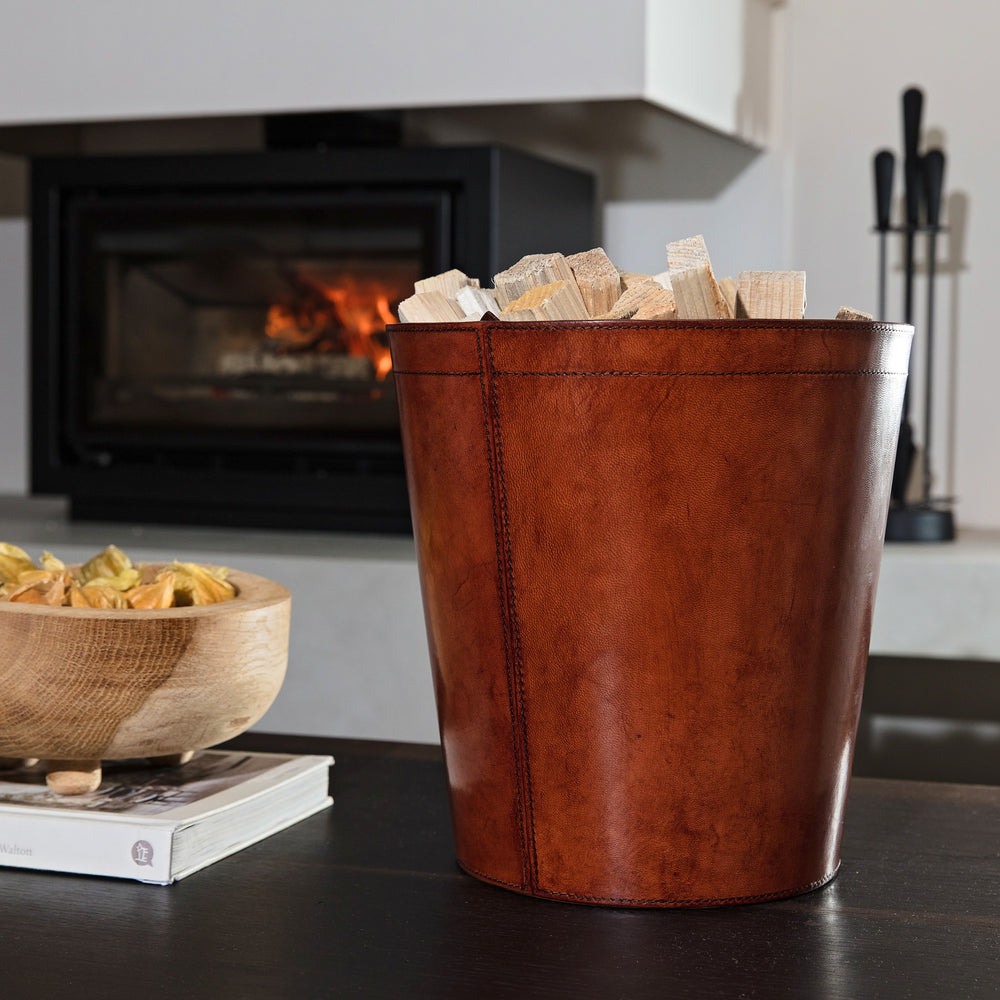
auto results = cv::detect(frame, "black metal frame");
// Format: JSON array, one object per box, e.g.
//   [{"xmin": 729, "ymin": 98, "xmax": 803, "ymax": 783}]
[{"xmin": 30, "ymin": 145, "xmax": 595, "ymax": 532}]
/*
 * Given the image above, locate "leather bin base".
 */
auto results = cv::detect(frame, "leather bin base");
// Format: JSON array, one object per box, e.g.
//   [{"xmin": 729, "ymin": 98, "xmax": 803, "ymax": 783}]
[{"xmin": 389, "ymin": 319, "xmax": 912, "ymax": 907}]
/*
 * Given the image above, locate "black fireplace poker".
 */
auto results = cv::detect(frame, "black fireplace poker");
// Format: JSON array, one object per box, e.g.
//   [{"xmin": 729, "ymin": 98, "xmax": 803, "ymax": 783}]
[{"xmin": 875, "ymin": 86, "xmax": 955, "ymax": 542}]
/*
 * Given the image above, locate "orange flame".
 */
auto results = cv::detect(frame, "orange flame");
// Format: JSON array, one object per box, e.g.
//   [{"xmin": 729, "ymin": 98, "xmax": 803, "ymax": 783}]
[{"xmin": 265, "ymin": 274, "xmax": 402, "ymax": 380}]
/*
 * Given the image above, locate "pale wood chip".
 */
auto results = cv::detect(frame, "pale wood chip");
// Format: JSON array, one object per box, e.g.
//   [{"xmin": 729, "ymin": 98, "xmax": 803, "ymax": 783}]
[
  {"xmin": 617, "ymin": 269, "xmax": 653, "ymax": 290},
  {"xmin": 735, "ymin": 271, "xmax": 807, "ymax": 319},
  {"xmin": 499, "ymin": 280, "xmax": 591, "ymax": 321},
  {"xmin": 566, "ymin": 248, "xmax": 621, "ymax": 317},
  {"xmin": 455, "ymin": 285, "xmax": 499, "ymax": 320},
  {"xmin": 413, "ymin": 269, "xmax": 480, "ymax": 299},
  {"xmin": 492, "ymin": 252, "xmax": 587, "ymax": 315},
  {"xmin": 835, "ymin": 306, "xmax": 874, "ymax": 321},
  {"xmin": 597, "ymin": 279, "xmax": 677, "ymax": 321},
  {"xmin": 718, "ymin": 276, "xmax": 738, "ymax": 315},
  {"xmin": 666, "ymin": 235, "xmax": 734, "ymax": 320},
  {"xmin": 397, "ymin": 291, "xmax": 465, "ymax": 323}
]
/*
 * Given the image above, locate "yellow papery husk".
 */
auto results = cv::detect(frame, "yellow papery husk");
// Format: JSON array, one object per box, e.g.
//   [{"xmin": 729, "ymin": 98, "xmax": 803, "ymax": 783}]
[
  {"xmin": 78, "ymin": 544, "xmax": 133, "ymax": 585},
  {"xmin": 85, "ymin": 568, "xmax": 142, "ymax": 592},
  {"xmin": 0, "ymin": 544, "xmax": 37, "ymax": 585},
  {"xmin": 40, "ymin": 550, "xmax": 66, "ymax": 572},
  {"xmin": 169, "ymin": 562, "xmax": 235, "ymax": 606},
  {"xmin": 78, "ymin": 583, "xmax": 130, "ymax": 609},
  {"xmin": 126, "ymin": 571, "xmax": 177, "ymax": 609},
  {"xmin": 15, "ymin": 568, "xmax": 61, "ymax": 586},
  {"xmin": 67, "ymin": 584, "xmax": 95, "ymax": 608},
  {"xmin": 5, "ymin": 576, "xmax": 67, "ymax": 606}
]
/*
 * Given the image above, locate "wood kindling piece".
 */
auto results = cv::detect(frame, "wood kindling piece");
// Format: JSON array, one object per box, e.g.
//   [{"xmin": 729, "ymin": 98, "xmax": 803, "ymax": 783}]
[
  {"xmin": 456, "ymin": 285, "xmax": 499, "ymax": 320},
  {"xmin": 597, "ymin": 278, "xmax": 677, "ymax": 321},
  {"xmin": 718, "ymin": 276, "xmax": 738, "ymax": 316},
  {"xmin": 499, "ymin": 280, "xmax": 591, "ymax": 321},
  {"xmin": 835, "ymin": 305, "xmax": 874, "ymax": 321},
  {"xmin": 632, "ymin": 286, "xmax": 678, "ymax": 321},
  {"xmin": 566, "ymin": 247, "xmax": 622, "ymax": 317},
  {"xmin": 617, "ymin": 269, "xmax": 653, "ymax": 291},
  {"xmin": 396, "ymin": 291, "xmax": 465, "ymax": 323},
  {"xmin": 735, "ymin": 271, "xmax": 807, "ymax": 320},
  {"xmin": 414, "ymin": 268, "xmax": 480, "ymax": 299},
  {"xmin": 666, "ymin": 235, "xmax": 734, "ymax": 320},
  {"xmin": 492, "ymin": 252, "xmax": 588, "ymax": 315}
]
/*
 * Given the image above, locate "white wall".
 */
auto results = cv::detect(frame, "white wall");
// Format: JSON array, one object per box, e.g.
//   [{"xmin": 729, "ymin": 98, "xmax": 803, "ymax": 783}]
[
  {"xmin": 2, "ymin": 0, "xmax": 999, "ymax": 528},
  {"xmin": 609, "ymin": 0, "xmax": 1000, "ymax": 530},
  {"xmin": 0, "ymin": 219, "xmax": 27, "ymax": 494},
  {"xmin": 781, "ymin": 0, "xmax": 998, "ymax": 527}
]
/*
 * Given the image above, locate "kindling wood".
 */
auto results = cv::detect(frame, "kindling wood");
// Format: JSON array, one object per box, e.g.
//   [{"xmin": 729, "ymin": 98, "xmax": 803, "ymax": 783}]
[
  {"xmin": 597, "ymin": 278, "xmax": 676, "ymax": 320},
  {"xmin": 736, "ymin": 271, "xmax": 807, "ymax": 320},
  {"xmin": 398, "ymin": 237, "xmax": 857, "ymax": 324},
  {"xmin": 500, "ymin": 280, "xmax": 590, "ymax": 321},
  {"xmin": 566, "ymin": 248, "xmax": 622, "ymax": 317},
  {"xmin": 666, "ymin": 234, "xmax": 735, "ymax": 320}
]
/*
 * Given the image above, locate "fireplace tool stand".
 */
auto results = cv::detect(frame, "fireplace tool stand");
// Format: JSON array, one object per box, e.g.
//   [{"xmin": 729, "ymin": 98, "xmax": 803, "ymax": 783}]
[{"xmin": 875, "ymin": 87, "xmax": 955, "ymax": 543}]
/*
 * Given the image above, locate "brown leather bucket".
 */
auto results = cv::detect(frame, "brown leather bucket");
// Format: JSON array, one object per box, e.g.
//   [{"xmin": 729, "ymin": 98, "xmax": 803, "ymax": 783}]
[{"xmin": 389, "ymin": 319, "xmax": 912, "ymax": 907}]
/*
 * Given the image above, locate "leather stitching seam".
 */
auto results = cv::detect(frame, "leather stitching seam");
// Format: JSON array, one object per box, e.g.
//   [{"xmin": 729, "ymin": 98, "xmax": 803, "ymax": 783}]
[
  {"xmin": 493, "ymin": 369, "xmax": 907, "ymax": 378},
  {"xmin": 487, "ymin": 328, "xmax": 540, "ymax": 890},
  {"xmin": 392, "ymin": 370, "xmax": 906, "ymax": 378},
  {"xmin": 475, "ymin": 329, "xmax": 530, "ymax": 889}
]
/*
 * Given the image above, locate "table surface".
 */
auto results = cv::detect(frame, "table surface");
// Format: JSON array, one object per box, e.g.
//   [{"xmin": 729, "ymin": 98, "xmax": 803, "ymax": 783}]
[{"xmin": 2, "ymin": 733, "xmax": 998, "ymax": 999}]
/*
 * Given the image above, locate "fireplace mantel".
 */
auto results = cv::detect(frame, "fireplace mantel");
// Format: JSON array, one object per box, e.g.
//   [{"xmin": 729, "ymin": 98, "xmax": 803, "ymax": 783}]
[{"xmin": 0, "ymin": 0, "xmax": 779, "ymax": 148}]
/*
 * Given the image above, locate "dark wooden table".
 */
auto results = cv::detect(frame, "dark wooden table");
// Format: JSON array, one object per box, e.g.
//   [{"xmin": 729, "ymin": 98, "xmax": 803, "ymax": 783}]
[{"xmin": 1, "ymin": 733, "xmax": 998, "ymax": 999}]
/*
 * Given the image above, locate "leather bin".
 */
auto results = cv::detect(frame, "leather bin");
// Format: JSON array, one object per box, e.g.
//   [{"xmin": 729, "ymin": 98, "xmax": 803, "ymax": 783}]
[{"xmin": 389, "ymin": 318, "xmax": 912, "ymax": 907}]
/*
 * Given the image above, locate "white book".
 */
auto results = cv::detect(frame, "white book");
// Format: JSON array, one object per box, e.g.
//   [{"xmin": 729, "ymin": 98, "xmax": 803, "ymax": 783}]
[{"xmin": 0, "ymin": 750, "xmax": 333, "ymax": 884}]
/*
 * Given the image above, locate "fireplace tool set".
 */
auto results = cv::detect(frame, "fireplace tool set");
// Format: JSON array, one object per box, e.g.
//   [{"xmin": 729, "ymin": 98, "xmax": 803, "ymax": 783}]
[{"xmin": 874, "ymin": 86, "xmax": 955, "ymax": 542}]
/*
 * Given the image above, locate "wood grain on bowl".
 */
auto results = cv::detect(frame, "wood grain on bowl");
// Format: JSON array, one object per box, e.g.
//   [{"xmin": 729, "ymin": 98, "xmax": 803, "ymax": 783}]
[{"xmin": 0, "ymin": 568, "xmax": 290, "ymax": 793}]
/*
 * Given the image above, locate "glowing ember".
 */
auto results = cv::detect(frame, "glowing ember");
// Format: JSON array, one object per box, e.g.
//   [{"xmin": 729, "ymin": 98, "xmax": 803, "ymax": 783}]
[{"xmin": 264, "ymin": 273, "xmax": 402, "ymax": 380}]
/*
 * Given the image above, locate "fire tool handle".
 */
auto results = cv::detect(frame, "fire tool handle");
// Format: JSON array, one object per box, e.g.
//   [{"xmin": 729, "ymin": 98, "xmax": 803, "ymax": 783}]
[
  {"xmin": 874, "ymin": 150, "xmax": 895, "ymax": 231},
  {"xmin": 903, "ymin": 87, "xmax": 924, "ymax": 160},
  {"xmin": 902, "ymin": 88, "xmax": 924, "ymax": 227},
  {"xmin": 923, "ymin": 148, "xmax": 946, "ymax": 229}
]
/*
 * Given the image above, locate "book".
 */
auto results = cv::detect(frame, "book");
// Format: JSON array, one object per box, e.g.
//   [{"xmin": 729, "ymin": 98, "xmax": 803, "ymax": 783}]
[{"xmin": 0, "ymin": 750, "xmax": 333, "ymax": 884}]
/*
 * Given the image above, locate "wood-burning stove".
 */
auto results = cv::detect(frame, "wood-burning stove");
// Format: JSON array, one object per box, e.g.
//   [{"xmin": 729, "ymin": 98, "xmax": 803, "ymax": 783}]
[{"xmin": 30, "ymin": 145, "xmax": 594, "ymax": 532}]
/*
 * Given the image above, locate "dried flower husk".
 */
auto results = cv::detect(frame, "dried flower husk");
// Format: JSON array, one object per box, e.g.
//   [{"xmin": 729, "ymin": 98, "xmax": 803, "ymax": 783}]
[
  {"xmin": 84, "ymin": 568, "xmax": 142, "ymax": 593},
  {"xmin": 4, "ymin": 575, "xmax": 67, "ymax": 606},
  {"xmin": 170, "ymin": 562, "xmax": 235, "ymax": 606},
  {"xmin": 0, "ymin": 543, "xmax": 36, "ymax": 585},
  {"xmin": 78, "ymin": 544, "xmax": 133, "ymax": 585},
  {"xmin": 125, "ymin": 571, "xmax": 177, "ymax": 610},
  {"xmin": 39, "ymin": 551, "xmax": 66, "ymax": 573},
  {"xmin": 74, "ymin": 583, "xmax": 130, "ymax": 609},
  {"xmin": 0, "ymin": 543, "xmax": 236, "ymax": 608}
]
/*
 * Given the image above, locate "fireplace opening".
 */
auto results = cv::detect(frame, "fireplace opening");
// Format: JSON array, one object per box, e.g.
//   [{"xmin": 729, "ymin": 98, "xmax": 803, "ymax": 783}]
[
  {"xmin": 31, "ymin": 145, "xmax": 596, "ymax": 532},
  {"xmin": 79, "ymin": 193, "xmax": 425, "ymax": 436}
]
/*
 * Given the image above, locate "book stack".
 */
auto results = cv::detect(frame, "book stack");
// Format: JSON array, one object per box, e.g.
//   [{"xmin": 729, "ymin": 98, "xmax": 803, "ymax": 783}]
[{"xmin": 0, "ymin": 750, "xmax": 332, "ymax": 884}]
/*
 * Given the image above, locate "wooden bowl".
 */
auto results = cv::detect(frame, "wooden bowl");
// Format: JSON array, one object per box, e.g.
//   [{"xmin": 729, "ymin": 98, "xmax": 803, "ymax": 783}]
[{"xmin": 0, "ymin": 567, "xmax": 291, "ymax": 793}]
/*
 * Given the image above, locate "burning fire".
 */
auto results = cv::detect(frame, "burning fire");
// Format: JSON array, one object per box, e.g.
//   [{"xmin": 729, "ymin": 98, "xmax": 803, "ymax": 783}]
[{"xmin": 265, "ymin": 273, "xmax": 400, "ymax": 380}]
